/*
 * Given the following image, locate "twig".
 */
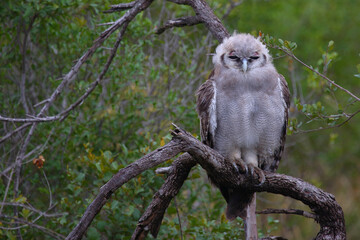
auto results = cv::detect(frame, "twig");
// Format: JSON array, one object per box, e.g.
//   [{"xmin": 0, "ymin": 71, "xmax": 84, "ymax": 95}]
[
  {"xmin": 222, "ymin": 0, "xmax": 244, "ymax": 19},
  {"xmin": 0, "ymin": 122, "xmax": 32, "ymax": 144},
  {"xmin": 0, "ymin": 214, "xmax": 65, "ymax": 239},
  {"xmin": 156, "ymin": 16, "xmax": 202, "ymax": 34},
  {"xmin": 0, "ymin": 168, "xmax": 14, "ymax": 216},
  {"xmin": 42, "ymin": 169, "xmax": 53, "ymax": 208},
  {"xmin": 296, "ymin": 108, "xmax": 360, "ymax": 134},
  {"xmin": 277, "ymin": 47, "xmax": 360, "ymax": 102},
  {"xmin": 0, "ymin": 202, "xmax": 65, "ymax": 218},
  {"xmin": 155, "ymin": 166, "xmax": 173, "ymax": 174},
  {"xmin": 256, "ymin": 208, "xmax": 316, "ymax": 219},
  {"xmin": 103, "ymin": 2, "xmax": 136, "ymax": 13},
  {"xmin": 166, "ymin": 0, "xmax": 191, "ymax": 5}
]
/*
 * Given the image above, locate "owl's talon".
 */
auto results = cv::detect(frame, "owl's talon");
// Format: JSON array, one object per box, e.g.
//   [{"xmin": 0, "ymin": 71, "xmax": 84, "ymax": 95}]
[
  {"xmin": 234, "ymin": 159, "xmax": 247, "ymax": 173},
  {"xmin": 253, "ymin": 167, "xmax": 266, "ymax": 186},
  {"xmin": 248, "ymin": 165, "xmax": 254, "ymax": 176}
]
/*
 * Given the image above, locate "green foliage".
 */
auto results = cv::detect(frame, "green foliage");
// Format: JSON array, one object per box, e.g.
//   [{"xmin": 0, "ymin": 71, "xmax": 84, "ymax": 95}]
[{"xmin": 1, "ymin": 0, "xmax": 360, "ymax": 239}]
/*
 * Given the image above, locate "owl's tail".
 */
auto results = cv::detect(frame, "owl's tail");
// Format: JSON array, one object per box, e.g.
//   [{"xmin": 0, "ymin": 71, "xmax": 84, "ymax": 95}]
[
  {"xmin": 225, "ymin": 190, "xmax": 254, "ymax": 220},
  {"xmin": 225, "ymin": 190, "xmax": 258, "ymax": 239},
  {"xmin": 215, "ymin": 182, "xmax": 255, "ymax": 221}
]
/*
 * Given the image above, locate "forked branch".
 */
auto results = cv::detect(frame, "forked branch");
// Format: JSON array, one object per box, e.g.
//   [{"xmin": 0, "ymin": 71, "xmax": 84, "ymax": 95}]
[{"xmin": 67, "ymin": 125, "xmax": 345, "ymax": 240}]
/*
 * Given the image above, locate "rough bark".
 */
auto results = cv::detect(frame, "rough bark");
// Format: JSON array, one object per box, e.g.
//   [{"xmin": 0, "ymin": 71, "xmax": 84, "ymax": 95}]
[{"xmin": 131, "ymin": 153, "xmax": 196, "ymax": 239}]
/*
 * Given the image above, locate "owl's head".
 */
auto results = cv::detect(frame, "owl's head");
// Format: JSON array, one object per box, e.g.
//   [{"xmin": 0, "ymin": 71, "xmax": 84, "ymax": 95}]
[{"xmin": 213, "ymin": 33, "xmax": 271, "ymax": 72}]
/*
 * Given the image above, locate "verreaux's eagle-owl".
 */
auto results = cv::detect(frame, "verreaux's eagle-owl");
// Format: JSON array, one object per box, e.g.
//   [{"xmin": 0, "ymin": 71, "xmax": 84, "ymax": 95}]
[{"xmin": 196, "ymin": 33, "xmax": 290, "ymax": 221}]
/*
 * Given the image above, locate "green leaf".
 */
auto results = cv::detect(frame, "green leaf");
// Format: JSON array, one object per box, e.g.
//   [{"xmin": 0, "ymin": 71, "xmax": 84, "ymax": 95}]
[{"xmin": 13, "ymin": 196, "xmax": 27, "ymax": 203}]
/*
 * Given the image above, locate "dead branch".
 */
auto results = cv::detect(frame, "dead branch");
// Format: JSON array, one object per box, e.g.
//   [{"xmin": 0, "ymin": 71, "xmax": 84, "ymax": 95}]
[
  {"xmin": 0, "ymin": 214, "xmax": 65, "ymax": 239},
  {"xmin": 156, "ymin": 16, "xmax": 202, "ymax": 34},
  {"xmin": 187, "ymin": 0, "xmax": 230, "ymax": 41},
  {"xmin": 68, "ymin": 125, "xmax": 345, "ymax": 240},
  {"xmin": 170, "ymin": 126, "xmax": 346, "ymax": 240},
  {"xmin": 256, "ymin": 208, "xmax": 316, "ymax": 219},
  {"xmin": 103, "ymin": 2, "xmax": 137, "ymax": 13},
  {"xmin": 0, "ymin": 202, "xmax": 65, "ymax": 218},
  {"xmin": 132, "ymin": 153, "xmax": 196, "ymax": 239},
  {"xmin": 65, "ymin": 139, "xmax": 185, "ymax": 240}
]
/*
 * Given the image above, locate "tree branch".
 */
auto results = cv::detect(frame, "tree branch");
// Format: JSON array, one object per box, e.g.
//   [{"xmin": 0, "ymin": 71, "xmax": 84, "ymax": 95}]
[
  {"xmin": 132, "ymin": 153, "xmax": 196, "ymax": 239},
  {"xmin": 187, "ymin": 0, "xmax": 230, "ymax": 42},
  {"xmin": 276, "ymin": 47, "xmax": 360, "ymax": 102},
  {"xmin": 156, "ymin": 16, "xmax": 202, "ymax": 34},
  {"xmin": 70, "ymin": 124, "xmax": 345, "ymax": 239},
  {"xmin": 65, "ymin": 139, "xmax": 185, "ymax": 240},
  {"xmin": 0, "ymin": 214, "xmax": 65, "ymax": 239},
  {"xmin": 103, "ymin": 2, "xmax": 137, "ymax": 13},
  {"xmin": 256, "ymin": 208, "xmax": 316, "ymax": 219},
  {"xmin": 170, "ymin": 126, "xmax": 346, "ymax": 240}
]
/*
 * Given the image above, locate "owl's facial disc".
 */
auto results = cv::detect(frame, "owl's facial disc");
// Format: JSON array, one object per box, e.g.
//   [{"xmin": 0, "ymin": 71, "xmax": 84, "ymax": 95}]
[{"xmin": 227, "ymin": 50, "xmax": 261, "ymax": 72}]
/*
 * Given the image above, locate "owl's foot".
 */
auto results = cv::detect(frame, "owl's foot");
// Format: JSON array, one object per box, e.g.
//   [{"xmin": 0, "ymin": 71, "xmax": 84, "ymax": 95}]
[
  {"xmin": 248, "ymin": 165, "xmax": 265, "ymax": 186},
  {"xmin": 234, "ymin": 159, "xmax": 265, "ymax": 185},
  {"xmin": 233, "ymin": 158, "xmax": 248, "ymax": 173}
]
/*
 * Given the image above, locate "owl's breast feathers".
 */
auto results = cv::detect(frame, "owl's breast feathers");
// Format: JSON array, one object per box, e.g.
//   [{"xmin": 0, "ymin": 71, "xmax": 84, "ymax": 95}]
[{"xmin": 196, "ymin": 68, "xmax": 290, "ymax": 172}]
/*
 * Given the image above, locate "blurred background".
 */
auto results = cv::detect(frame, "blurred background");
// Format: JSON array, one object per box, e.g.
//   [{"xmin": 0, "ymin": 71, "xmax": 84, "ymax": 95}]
[{"xmin": 1, "ymin": 0, "xmax": 359, "ymax": 239}]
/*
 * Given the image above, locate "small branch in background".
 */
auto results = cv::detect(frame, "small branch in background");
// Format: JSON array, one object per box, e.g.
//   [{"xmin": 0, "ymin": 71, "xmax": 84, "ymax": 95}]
[
  {"xmin": 0, "ymin": 214, "xmax": 65, "ymax": 240},
  {"xmin": 103, "ymin": 2, "xmax": 136, "ymax": 13},
  {"xmin": 0, "ymin": 202, "xmax": 65, "ymax": 218},
  {"xmin": 0, "ymin": 123, "xmax": 32, "ymax": 144},
  {"xmin": 42, "ymin": 170, "xmax": 53, "ymax": 209},
  {"xmin": 296, "ymin": 108, "xmax": 360, "ymax": 134},
  {"xmin": 156, "ymin": 16, "xmax": 202, "ymax": 34},
  {"xmin": 222, "ymin": 0, "xmax": 244, "ymax": 19},
  {"xmin": 166, "ymin": 0, "xmax": 191, "ymax": 5},
  {"xmin": 0, "ymin": 169, "xmax": 15, "ymax": 216},
  {"xmin": 256, "ymin": 208, "xmax": 317, "ymax": 219},
  {"xmin": 277, "ymin": 47, "xmax": 360, "ymax": 102},
  {"xmin": 96, "ymin": 22, "xmax": 115, "ymax": 27}
]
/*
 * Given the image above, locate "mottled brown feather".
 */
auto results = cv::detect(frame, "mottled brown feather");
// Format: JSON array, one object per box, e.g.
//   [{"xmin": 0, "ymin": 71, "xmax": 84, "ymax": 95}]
[
  {"xmin": 196, "ymin": 71, "xmax": 215, "ymax": 148},
  {"xmin": 267, "ymin": 74, "xmax": 290, "ymax": 172}
]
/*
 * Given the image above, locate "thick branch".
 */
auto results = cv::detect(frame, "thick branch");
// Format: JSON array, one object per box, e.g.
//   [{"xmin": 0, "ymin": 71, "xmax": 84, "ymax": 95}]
[
  {"xmin": 171, "ymin": 126, "xmax": 346, "ymax": 240},
  {"xmin": 187, "ymin": 0, "xmax": 230, "ymax": 42},
  {"xmin": 66, "ymin": 139, "xmax": 184, "ymax": 240},
  {"xmin": 132, "ymin": 153, "xmax": 196, "ymax": 239}
]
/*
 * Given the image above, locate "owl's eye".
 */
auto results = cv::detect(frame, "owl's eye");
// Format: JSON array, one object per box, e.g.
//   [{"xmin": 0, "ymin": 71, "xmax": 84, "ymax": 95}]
[
  {"xmin": 249, "ymin": 56, "xmax": 260, "ymax": 60},
  {"xmin": 229, "ymin": 55, "xmax": 239, "ymax": 60}
]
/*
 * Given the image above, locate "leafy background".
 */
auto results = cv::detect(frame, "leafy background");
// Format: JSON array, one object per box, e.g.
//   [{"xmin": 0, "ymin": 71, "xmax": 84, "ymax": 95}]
[{"xmin": 1, "ymin": 0, "xmax": 359, "ymax": 239}]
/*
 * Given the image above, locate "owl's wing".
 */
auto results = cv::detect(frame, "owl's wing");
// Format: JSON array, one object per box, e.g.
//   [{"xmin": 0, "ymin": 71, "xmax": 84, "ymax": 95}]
[
  {"xmin": 196, "ymin": 72, "xmax": 217, "ymax": 148},
  {"xmin": 267, "ymin": 74, "xmax": 291, "ymax": 172}
]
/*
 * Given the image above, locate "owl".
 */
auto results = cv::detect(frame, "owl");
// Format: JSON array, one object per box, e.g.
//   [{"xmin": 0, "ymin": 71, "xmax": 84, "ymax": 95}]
[{"xmin": 196, "ymin": 33, "xmax": 290, "ymax": 221}]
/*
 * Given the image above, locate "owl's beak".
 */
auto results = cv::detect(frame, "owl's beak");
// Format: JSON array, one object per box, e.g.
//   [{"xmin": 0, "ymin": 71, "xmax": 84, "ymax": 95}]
[{"xmin": 242, "ymin": 59, "xmax": 248, "ymax": 73}]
